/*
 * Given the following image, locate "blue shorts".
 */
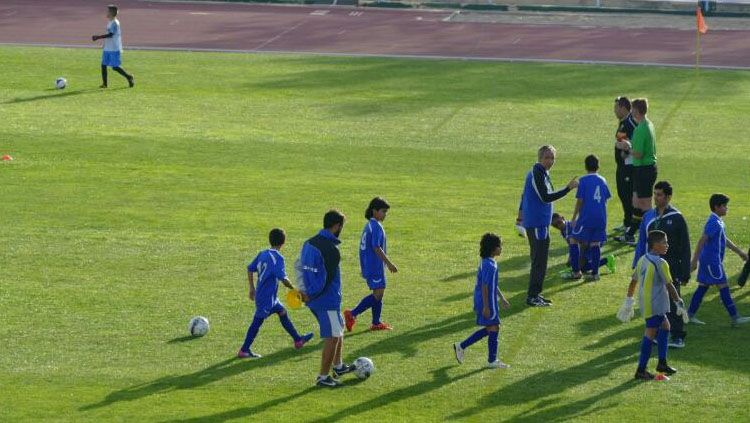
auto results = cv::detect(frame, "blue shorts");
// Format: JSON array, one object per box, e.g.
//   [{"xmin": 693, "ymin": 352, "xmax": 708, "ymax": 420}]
[
  {"xmin": 365, "ymin": 276, "xmax": 386, "ymax": 290},
  {"xmin": 310, "ymin": 308, "xmax": 343, "ymax": 338},
  {"xmin": 476, "ymin": 310, "xmax": 500, "ymax": 327},
  {"xmin": 254, "ymin": 301, "xmax": 285, "ymax": 320},
  {"xmin": 102, "ymin": 51, "xmax": 122, "ymax": 67},
  {"xmin": 645, "ymin": 314, "xmax": 667, "ymax": 328},
  {"xmin": 697, "ymin": 262, "xmax": 726, "ymax": 284},
  {"xmin": 570, "ymin": 223, "xmax": 607, "ymax": 243}
]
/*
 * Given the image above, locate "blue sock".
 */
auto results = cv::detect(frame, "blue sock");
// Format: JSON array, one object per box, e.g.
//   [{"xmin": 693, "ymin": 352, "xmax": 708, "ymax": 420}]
[
  {"xmin": 656, "ymin": 329, "xmax": 669, "ymax": 360},
  {"xmin": 279, "ymin": 313, "xmax": 301, "ymax": 341},
  {"xmin": 488, "ymin": 331, "xmax": 498, "ymax": 363},
  {"xmin": 569, "ymin": 244, "xmax": 580, "ymax": 273},
  {"xmin": 638, "ymin": 336, "xmax": 653, "ymax": 371},
  {"xmin": 352, "ymin": 294, "xmax": 376, "ymax": 317},
  {"xmin": 598, "ymin": 257, "xmax": 608, "ymax": 267},
  {"xmin": 719, "ymin": 286, "xmax": 738, "ymax": 318},
  {"xmin": 688, "ymin": 285, "xmax": 709, "ymax": 316},
  {"xmin": 590, "ymin": 245, "xmax": 601, "ymax": 276},
  {"xmin": 372, "ymin": 298, "xmax": 383, "ymax": 325},
  {"xmin": 241, "ymin": 316, "xmax": 264, "ymax": 352},
  {"xmin": 460, "ymin": 328, "xmax": 488, "ymax": 349}
]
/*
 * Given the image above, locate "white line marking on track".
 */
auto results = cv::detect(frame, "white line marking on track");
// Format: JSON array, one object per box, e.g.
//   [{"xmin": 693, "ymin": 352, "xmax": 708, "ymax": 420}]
[
  {"xmin": 189, "ymin": 12, "xmax": 212, "ymax": 15},
  {"xmin": 442, "ymin": 11, "xmax": 459, "ymax": 22},
  {"xmin": 348, "ymin": 11, "xmax": 363, "ymax": 16},
  {"xmin": 251, "ymin": 21, "xmax": 305, "ymax": 51},
  {"xmin": 310, "ymin": 10, "xmax": 329, "ymax": 16},
  {"xmin": 512, "ymin": 37, "xmax": 521, "ymax": 45},
  {"xmin": 2, "ymin": 42, "xmax": 748, "ymax": 71}
]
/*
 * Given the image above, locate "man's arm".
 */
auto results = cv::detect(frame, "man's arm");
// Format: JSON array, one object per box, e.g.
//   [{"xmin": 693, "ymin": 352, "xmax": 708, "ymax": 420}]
[
  {"xmin": 92, "ymin": 32, "xmax": 114, "ymax": 41},
  {"xmin": 481, "ymin": 284, "xmax": 490, "ymax": 318},
  {"xmin": 532, "ymin": 166, "xmax": 575, "ymax": 203},
  {"xmin": 571, "ymin": 198, "xmax": 583, "ymax": 224},
  {"xmin": 248, "ymin": 271, "xmax": 256, "ymax": 301},
  {"xmin": 375, "ymin": 247, "xmax": 398, "ymax": 273},
  {"xmin": 691, "ymin": 234, "xmax": 708, "ymax": 271}
]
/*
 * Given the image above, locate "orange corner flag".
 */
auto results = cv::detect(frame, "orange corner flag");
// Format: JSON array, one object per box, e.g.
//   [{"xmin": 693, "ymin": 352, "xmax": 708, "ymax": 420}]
[{"xmin": 696, "ymin": 7, "xmax": 708, "ymax": 34}]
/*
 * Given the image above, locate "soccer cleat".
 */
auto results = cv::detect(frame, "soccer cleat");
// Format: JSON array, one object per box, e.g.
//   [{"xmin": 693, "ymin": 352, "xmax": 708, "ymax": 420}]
[
  {"xmin": 294, "ymin": 332, "xmax": 314, "ymax": 349},
  {"xmin": 656, "ymin": 362, "xmax": 677, "ymax": 375},
  {"xmin": 537, "ymin": 295, "xmax": 552, "ymax": 304},
  {"xmin": 606, "ymin": 254, "xmax": 617, "ymax": 274},
  {"xmin": 344, "ymin": 309, "xmax": 356, "ymax": 332},
  {"xmin": 634, "ymin": 369, "xmax": 655, "ymax": 381},
  {"xmin": 515, "ymin": 223, "xmax": 527, "ymax": 238},
  {"xmin": 585, "ymin": 274, "xmax": 600, "ymax": 282},
  {"xmin": 99, "ymin": 84, "xmax": 107, "ymax": 89},
  {"xmin": 668, "ymin": 338, "xmax": 685, "ymax": 349},
  {"xmin": 526, "ymin": 296, "xmax": 550, "ymax": 307},
  {"xmin": 127, "ymin": 75, "xmax": 135, "ymax": 88},
  {"xmin": 332, "ymin": 363, "xmax": 356, "ymax": 378},
  {"xmin": 615, "ymin": 234, "xmax": 636, "ymax": 246},
  {"xmin": 370, "ymin": 322, "xmax": 393, "ymax": 331},
  {"xmin": 237, "ymin": 349, "xmax": 262, "ymax": 359},
  {"xmin": 688, "ymin": 316, "xmax": 706, "ymax": 325},
  {"xmin": 612, "ymin": 225, "xmax": 627, "ymax": 233},
  {"xmin": 654, "ymin": 373, "xmax": 670, "ymax": 381},
  {"xmin": 731, "ymin": 316, "xmax": 750, "ymax": 327},
  {"xmin": 487, "ymin": 360, "xmax": 510, "ymax": 369},
  {"xmin": 560, "ymin": 270, "xmax": 582, "ymax": 281},
  {"xmin": 453, "ymin": 342, "xmax": 465, "ymax": 364},
  {"xmin": 316, "ymin": 375, "xmax": 341, "ymax": 387}
]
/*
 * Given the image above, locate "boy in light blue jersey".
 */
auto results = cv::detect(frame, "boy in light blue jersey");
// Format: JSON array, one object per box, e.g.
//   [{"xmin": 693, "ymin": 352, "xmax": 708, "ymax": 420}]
[
  {"xmin": 687, "ymin": 194, "xmax": 750, "ymax": 326},
  {"xmin": 345, "ymin": 197, "xmax": 398, "ymax": 332},
  {"xmin": 570, "ymin": 155, "xmax": 611, "ymax": 281},
  {"xmin": 237, "ymin": 228, "xmax": 313, "ymax": 359},
  {"xmin": 619, "ymin": 230, "xmax": 683, "ymax": 380},
  {"xmin": 552, "ymin": 213, "xmax": 615, "ymax": 279},
  {"xmin": 91, "ymin": 5, "xmax": 134, "ymax": 88},
  {"xmin": 454, "ymin": 233, "xmax": 511, "ymax": 369}
]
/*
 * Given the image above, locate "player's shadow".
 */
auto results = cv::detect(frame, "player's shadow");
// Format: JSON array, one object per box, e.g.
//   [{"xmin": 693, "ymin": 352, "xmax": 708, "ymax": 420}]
[
  {"xmin": 2, "ymin": 87, "xmax": 124, "ymax": 104},
  {"xmin": 166, "ymin": 335, "xmax": 200, "ymax": 344},
  {"xmin": 79, "ymin": 343, "xmax": 322, "ymax": 411},
  {"xmin": 448, "ymin": 343, "xmax": 637, "ymax": 421}
]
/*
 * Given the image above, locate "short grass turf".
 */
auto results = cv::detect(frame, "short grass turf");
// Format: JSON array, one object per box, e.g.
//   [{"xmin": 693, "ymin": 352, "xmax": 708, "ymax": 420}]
[{"xmin": 1, "ymin": 46, "xmax": 749, "ymax": 422}]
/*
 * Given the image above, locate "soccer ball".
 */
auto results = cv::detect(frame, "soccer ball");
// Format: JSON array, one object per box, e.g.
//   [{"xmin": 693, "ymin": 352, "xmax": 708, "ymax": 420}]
[
  {"xmin": 354, "ymin": 357, "xmax": 375, "ymax": 379},
  {"xmin": 55, "ymin": 77, "xmax": 67, "ymax": 90},
  {"xmin": 188, "ymin": 316, "xmax": 209, "ymax": 337}
]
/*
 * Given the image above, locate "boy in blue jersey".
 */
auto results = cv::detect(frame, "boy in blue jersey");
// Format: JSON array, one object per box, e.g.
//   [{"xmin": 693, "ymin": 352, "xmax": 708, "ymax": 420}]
[
  {"xmin": 453, "ymin": 233, "xmax": 511, "ymax": 369},
  {"xmin": 552, "ymin": 213, "xmax": 615, "ymax": 279},
  {"xmin": 619, "ymin": 230, "xmax": 684, "ymax": 380},
  {"xmin": 570, "ymin": 155, "xmax": 611, "ymax": 282},
  {"xmin": 238, "ymin": 228, "xmax": 313, "ymax": 359},
  {"xmin": 345, "ymin": 197, "xmax": 398, "ymax": 332},
  {"xmin": 91, "ymin": 5, "xmax": 134, "ymax": 88},
  {"xmin": 299, "ymin": 210, "xmax": 357, "ymax": 387},
  {"xmin": 687, "ymin": 194, "xmax": 750, "ymax": 326}
]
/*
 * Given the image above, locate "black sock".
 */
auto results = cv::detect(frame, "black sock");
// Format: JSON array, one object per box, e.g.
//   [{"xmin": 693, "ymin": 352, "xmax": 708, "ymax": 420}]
[
  {"xmin": 112, "ymin": 66, "xmax": 132, "ymax": 80},
  {"xmin": 628, "ymin": 209, "xmax": 644, "ymax": 236},
  {"xmin": 101, "ymin": 65, "xmax": 108, "ymax": 86}
]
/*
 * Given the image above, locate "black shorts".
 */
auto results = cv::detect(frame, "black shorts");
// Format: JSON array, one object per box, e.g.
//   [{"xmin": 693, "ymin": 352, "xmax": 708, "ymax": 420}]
[{"xmin": 633, "ymin": 165, "xmax": 657, "ymax": 198}]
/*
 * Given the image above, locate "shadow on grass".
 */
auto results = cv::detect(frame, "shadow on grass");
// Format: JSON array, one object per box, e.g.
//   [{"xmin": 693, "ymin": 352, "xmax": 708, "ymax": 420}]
[
  {"xmin": 166, "ymin": 335, "xmax": 199, "ymax": 344},
  {"xmin": 2, "ymin": 87, "xmax": 125, "ymax": 104}
]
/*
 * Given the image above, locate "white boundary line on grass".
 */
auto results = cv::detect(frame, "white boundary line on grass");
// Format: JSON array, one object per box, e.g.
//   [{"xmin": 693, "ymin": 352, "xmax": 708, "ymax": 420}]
[{"xmin": 1, "ymin": 41, "xmax": 749, "ymax": 71}]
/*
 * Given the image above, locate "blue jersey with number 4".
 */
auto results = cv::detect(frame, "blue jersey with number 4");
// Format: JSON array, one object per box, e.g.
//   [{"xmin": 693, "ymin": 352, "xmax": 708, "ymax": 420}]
[
  {"xmin": 248, "ymin": 249, "xmax": 287, "ymax": 311},
  {"xmin": 359, "ymin": 218, "xmax": 386, "ymax": 279},
  {"xmin": 576, "ymin": 173, "xmax": 611, "ymax": 228}
]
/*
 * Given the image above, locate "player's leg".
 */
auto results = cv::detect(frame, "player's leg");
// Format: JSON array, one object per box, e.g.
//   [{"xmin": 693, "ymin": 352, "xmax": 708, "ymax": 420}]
[
  {"xmin": 112, "ymin": 66, "xmax": 134, "ymax": 87},
  {"xmin": 526, "ymin": 227, "xmax": 551, "ymax": 305},
  {"xmin": 346, "ymin": 285, "xmax": 377, "ymax": 331},
  {"xmin": 276, "ymin": 306, "xmax": 313, "ymax": 348},
  {"xmin": 238, "ymin": 313, "xmax": 266, "ymax": 358},
  {"xmin": 317, "ymin": 337, "xmax": 339, "ymax": 386},
  {"xmin": 370, "ymin": 287, "xmax": 391, "ymax": 330},
  {"xmin": 655, "ymin": 317, "xmax": 676, "ymax": 374},
  {"xmin": 588, "ymin": 241, "xmax": 602, "ymax": 278},
  {"xmin": 636, "ymin": 318, "xmax": 659, "ymax": 380},
  {"xmin": 485, "ymin": 324, "xmax": 507, "ymax": 368},
  {"xmin": 716, "ymin": 281, "xmax": 750, "ymax": 325},
  {"xmin": 687, "ymin": 283, "xmax": 709, "ymax": 324},
  {"xmin": 100, "ymin": 65, "xmax": 108, "ymax": 88},
  {"xmin": 577, "ymin": 240, "xmax": 588, "ymax": 277}
]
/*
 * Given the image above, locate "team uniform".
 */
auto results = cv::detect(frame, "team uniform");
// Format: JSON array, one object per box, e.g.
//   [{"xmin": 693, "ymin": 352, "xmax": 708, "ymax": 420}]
[
  {"xmin": 102, "ymin": 19, "xmax": 123, "ymax": 67},
  {"xmin": 346, "ymin": 218, "xmax": 389, "ymax": 329},
  {"xmin": 615, "ymin": 114, "xmax": 637, "ymax": 231},
  {"xmin": 572, "ymin": 173, "xmax": 611, "ymax": 243},
  {"xmin": 634, "ymin": 253, "xmax": 673, "ymax": 376},
  {"xmin": 300, "ymin": 230, "xmax": 344, "ymax": 339},
  {"xmin": 632, "ymin": 206, "xmax": 691, "ymax": 344},
  {"xmin": 557, "ymin": 220, "xmax": 609, "ymax": 274},
  {"xmin": 239, "ymin": 249, "xmax": 311, "ymax": 356},
  {"xmin": 453, "ymin": 257, "xmax": 506, "ymax": 368},
  {"xmin": 522, "ymin": 162, "xmax": 572, "ymax": 304},
  {"xmin": 631, "ymin": 118, "xmax": 657, "ymax": 199}
]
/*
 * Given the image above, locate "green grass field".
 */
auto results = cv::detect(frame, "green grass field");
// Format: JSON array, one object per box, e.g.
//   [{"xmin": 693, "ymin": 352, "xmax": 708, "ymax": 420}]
[{"xmin": 1, "ymin": 46, "xmax": 749, "ymax": 422}]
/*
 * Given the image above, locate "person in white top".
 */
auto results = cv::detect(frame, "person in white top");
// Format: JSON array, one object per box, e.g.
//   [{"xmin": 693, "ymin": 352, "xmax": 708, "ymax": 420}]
[{"xmin": 92, "ymin": 5, "xmax": 134, "ymax": 88}]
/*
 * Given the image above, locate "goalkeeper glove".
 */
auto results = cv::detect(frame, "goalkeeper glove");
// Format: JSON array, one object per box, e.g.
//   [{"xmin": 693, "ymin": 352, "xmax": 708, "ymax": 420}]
[{"xmin": 617, "ymin": 297, "xmax": 635, "ymax": 323}]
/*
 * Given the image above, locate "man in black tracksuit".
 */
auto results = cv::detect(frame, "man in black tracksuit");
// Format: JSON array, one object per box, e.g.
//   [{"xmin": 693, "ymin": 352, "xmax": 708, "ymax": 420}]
[
  {"xmin": 631, "ymin": 181, "xmax": 691, "ymax": 347},
  {"xmin": 612, "ymin": 96, "xmax": 638, "ymax": 245}
]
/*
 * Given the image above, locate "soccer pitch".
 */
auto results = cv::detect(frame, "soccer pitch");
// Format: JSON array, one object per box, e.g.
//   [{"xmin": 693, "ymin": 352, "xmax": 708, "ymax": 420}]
[{"xmin": 1, "ymin": 46, "xmax": 749, "ymax": 421}]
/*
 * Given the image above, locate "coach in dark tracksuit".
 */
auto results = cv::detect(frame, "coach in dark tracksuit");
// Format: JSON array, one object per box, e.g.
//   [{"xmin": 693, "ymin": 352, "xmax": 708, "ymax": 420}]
[
  {"xmin": 632, "ymin": 181, "xmax": 691, "ymax": 347},
  {"xmin": 613, "ymin": 96, "xmax": 638, "ymax": 244},
  {"xmin": 521, "ymin": 145, "xmax": 578, "ymax": 307}
]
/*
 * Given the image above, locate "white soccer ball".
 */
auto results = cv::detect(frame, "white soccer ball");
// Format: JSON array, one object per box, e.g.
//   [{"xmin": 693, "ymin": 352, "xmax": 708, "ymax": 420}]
[
  {"xmin": 55, "ymin": 77, "xmax": 67, "ymax": 90},
  {"xmin": 354, "ymin": 357, "xmax": 375, "ymax": 379},
  {"xmin": 188, "ymin": 316, "xmax": 209, "ymax": 337}
]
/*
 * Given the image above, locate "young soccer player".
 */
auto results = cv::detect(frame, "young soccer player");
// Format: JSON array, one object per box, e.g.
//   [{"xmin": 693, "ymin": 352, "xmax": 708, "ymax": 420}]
[
  {"xmin": 453, "ymin": 233, "xmax": 511, "ymax": 369},
  {"xmin": 570, "ymin": 155, "xmax": 612, "ymax": 281},
  {"xmin": 344, "ymin": 197, "xmax": 398, "ymax": 332},
  {"xmin": 687, "ymin": 194, "xmax": 750, "ymax": 326},
  {"xmin": 237, "ymin": 228, "xmax": 313, "ymax": 359},
  {"xmin": 551, "ymin": 213, "xmax": 615, "ymax": 279},
  {"xmin": 91, "ymin": 4, "xmax": 134, "ymax": 88},
  {"xmin": 299, "ymin": 210, "xmax": 357, "ymax": 387},
  {"xmin": 618, "ymin": 230, "xmax": 684, "ymax": 380}
]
